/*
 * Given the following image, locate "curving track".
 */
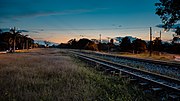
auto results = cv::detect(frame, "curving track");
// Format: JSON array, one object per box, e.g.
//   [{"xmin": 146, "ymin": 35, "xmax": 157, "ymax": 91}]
[
  {"xmin": 69, "ymin": 50, "xmax": 180, "ymax": 98},
  {"xmin": 72, "ymin": 50, "xmax": 180, "ymax": 80}
]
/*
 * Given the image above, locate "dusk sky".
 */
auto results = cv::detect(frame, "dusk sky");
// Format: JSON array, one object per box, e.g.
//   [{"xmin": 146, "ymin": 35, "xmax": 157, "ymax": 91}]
[{"xmin": 0, "ymin": 0, "xmax": 175, "ymax": 43}]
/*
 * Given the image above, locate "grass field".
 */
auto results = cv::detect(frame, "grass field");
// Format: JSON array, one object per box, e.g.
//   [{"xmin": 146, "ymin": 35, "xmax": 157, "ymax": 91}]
[
  {"xmin": 0, "ymin": 48, "xmax": 156, "ymax": 101},
  {"xmin": 116, "ymin": 52, "xmax": 179, "ymax": 62}
]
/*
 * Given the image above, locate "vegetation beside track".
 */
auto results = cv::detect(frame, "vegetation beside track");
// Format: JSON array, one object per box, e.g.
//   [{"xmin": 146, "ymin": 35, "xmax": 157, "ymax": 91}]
[{"xmin": 0, "ymin": 48, "xmax": 156, "ymax": 101}]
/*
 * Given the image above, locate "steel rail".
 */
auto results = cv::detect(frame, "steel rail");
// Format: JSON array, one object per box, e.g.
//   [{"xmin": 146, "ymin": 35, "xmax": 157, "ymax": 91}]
[
  {"xmin": 72, "ymin": 50, "xmax": 180, "ymax": 68},
  {"xmin": 70, "ymin": 51, "xmax": 180, "ymax": 93}
]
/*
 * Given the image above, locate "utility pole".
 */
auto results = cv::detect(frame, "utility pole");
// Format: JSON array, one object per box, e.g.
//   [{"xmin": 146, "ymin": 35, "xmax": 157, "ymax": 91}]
[
  {"xmin": 159, "ymin": 30, "xmax": 162, "ymax": 55},
  {"xmin": 160, "ymin": 30, "xmax": 161, "ymax": 40},
  {"xmin": 99, "ymin": 34, "xmax": 101, "ymax": 43},
  {"xmin": 149, "ymin": 27, "xmax": 152, "ymax": 56}
]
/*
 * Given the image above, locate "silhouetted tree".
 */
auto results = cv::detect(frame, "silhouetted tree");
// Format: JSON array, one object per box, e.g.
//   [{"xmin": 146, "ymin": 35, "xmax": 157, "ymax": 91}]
[
  {"xmin": 110, "ymin": 39, "xmax": 114, "ymax": 44},
  {"xmin": 120, "ymin": 37, "xmax": 132, "ymax": 52},
  {"xmin": 107, "ymin": 39, "xmax": 115, "ymax": 52},
  {"xmin": 153, "ymin": 37, "xmax": 163, "ymax": 52},
  {"xmin": 21, "ymin": 35, "xmax": 26, "ymax": 49},
  {"xmin": 132, "ymin": 39, "xmax": 147, "ymax": 53},
  {"xmin": 68, "ymin": 39, "xmax": 77, "ymax": 48},
  {"xmin": 0, "ymin": 42, "xmax": 8, "ymax": 51},
  {"xmin": 58, "ymin": 43, "xmax": 69, "ymax": 48},
  {"xmin": 162, "ymin": 42, "xmax": 171, "ymax": 52},
  {"xmin": 155, "ymin": 0, "xmax": 180, "ymax": 30},
  {"xmin": 0, "ymin": 29, "xmax": 2, "ymax": 34},
  {"xmin": 66, "ymin": 38, "xmax": 98, "ymax": 50},
  {"xmin": 98, "ymin": 43, "xmax": 108, "ymax": 51},
  {"xmin": 29, "ymin": 38, "xmax": 34, "ymax": 49},
  {"xmin": 0, "ymin": 28, "xmax": 34, "ymax": 51},
  {"xmin": 0, "ymin": 32, "xmax": 13, "ymax": 50},
  {"xmin": 16, "ymin": 33, "xmax": 23, "ymax": 49},
  {"xmin": 85, "ymin": 42, "xmax": 98, "ymax": 51},
  {"xmin": 171, "ymin": 40, "xmax": 180, "ymax": 54},
  {"xmin": 77, "ymin": 38, "xmax": 92, "ymax": 49},
  {"xmin": 10, "ymin": 27, "xmax": 21, "ymax": 52}
]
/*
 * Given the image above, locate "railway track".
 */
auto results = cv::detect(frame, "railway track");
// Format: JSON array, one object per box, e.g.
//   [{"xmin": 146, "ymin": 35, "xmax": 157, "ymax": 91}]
[
  {"xmin": 69, "ymin": 50, "xmax": 180, "ymax": 100},
  {"xmin": 71, "ymin": 50, "xmax": 180, "ymax": 67},
  {"xmin": 71, "ymin": 50, "xmax": 180, "ymax": 80}
]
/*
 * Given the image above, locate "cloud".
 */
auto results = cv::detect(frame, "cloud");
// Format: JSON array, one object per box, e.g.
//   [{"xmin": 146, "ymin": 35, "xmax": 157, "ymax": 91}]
[
  {"xmin": 33, "ymin": 38, "xmax": 45, "ymax": 40},
  {"xmin": 0, "ymin": 8, "xmax": 104, "ymax": 22},
  {"xmin": 18, "ymin": 29, "xmax": 40, "ymax": 33},
  {"xmin": 0, "ymin": 0, "xmax": 108, "ymax": 23},
  {"xmin": 18, "ymin": 30, "xmax": 29, "ymax": 32},
  {"xmin": 155, "ymin": 24, "xmax": 164, "ymax": 28},
  {"xmin": 24, "ymin": 9, "xmax": 93, "ymax": 17},
  {"xmin": 0, "ymin": 28, "xmax": 40, "ymax": 34},
  {"xmin": 156, "ymin": 24, "xmax": 180, "ymax": 33},
  {"xmin": 156, "ymin": 24, "xmax": 180, "ymax": 29},
  {"xmin": 19, "ymin": 29, "xmax": 40, "ymax": 33}
]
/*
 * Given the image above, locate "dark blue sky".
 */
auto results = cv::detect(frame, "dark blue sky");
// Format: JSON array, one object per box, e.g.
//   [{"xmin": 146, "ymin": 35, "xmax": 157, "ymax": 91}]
[{"xmin": 0, "ymin": 0, "xmax": 173, "ymax": 43}]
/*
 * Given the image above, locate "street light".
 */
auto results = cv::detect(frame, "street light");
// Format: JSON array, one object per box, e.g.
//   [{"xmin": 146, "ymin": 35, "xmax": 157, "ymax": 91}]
[{"xmin": 149, "ymin": 27, "xmax": 152, "ymax": 56}]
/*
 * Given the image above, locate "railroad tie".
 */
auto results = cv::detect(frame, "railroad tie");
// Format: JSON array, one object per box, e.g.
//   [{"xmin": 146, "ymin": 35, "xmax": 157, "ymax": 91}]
[
  {"xmin": 168, "ymin": 94, "xmax": 180, "ymax": 101},
  {"xmin": 151, "ymin": 87, "xmax": 163, "ymax": 96},
  {"xmin": 104, "ymin": 69, "xmax": 111, "ymax": 74},
  {"xmin": 139, "ymin": 82, "xmax": 150, "ymax": 91},
  {"xmin": 129, "ymin": 78, "xmax": 138, "ymax": 84},
  {"xmin": 120, "ymin": 74, "xmax": 129, "ymax": 79},
  {"xmin": 114, "ymin": 71, "xmax": 121, "ymax": 76},
  {"xmin": 138, "ymin": 82, "xmax": 152, "ymax": 94}
]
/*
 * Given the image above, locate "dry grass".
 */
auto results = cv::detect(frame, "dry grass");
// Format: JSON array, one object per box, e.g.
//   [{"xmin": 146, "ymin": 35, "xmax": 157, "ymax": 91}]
[
  {"xmin": 0, "ymin": 48, "xmax": 91, "ymax": 100},
  {"xmin": 116, "ymin": 52, "xmax": 177, "ymax": 62},
  {"xmin": 0, "ymin": 48, "xmax": 155, "ymax": 101}
]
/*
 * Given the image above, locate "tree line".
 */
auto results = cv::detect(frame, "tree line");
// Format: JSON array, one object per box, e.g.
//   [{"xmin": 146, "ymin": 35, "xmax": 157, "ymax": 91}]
[
  {"xmin": 0, "ymin": 28, "xmax": 34, "ymax": 52},
  {"xmin": 58, "ymin": 36, "xmax": 180, "ymax": 54}
]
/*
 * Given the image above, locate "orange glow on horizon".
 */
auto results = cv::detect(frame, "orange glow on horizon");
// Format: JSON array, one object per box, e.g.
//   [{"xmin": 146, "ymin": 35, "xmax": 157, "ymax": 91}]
[{"xmin": 31, "ymin": 30, "xmax": 174, "ymax": 44}]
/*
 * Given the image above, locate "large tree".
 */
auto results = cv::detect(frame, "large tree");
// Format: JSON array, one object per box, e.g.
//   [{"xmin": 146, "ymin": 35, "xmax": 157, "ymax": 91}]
[
  {"xmin": 10, "ymin": 27, "xmax": 21, "ymax": 52},
  {"xmin": 0, "ymin": 29, "xmax": 34, "ymax": 51},
  {"xmin": 153, "ymin": 37, "xmax": 163, "ymax": 51},
  {"xmin": 67, "ymin": 39, "xmax": 77, "ymax": 48},
  {"xmin": 132, "ymin": 39, "xmax": 147, "ymax": 53},
  {"xmin": 120, "ymin": 37, "xmax": 132, "ymax": 52},
  {"xmin": 0, "ymin": 29, "xmax": 2, "ymax": 34},
  {"xmin": 155, "ymin": 0, "xmax": 180, "ymax": 30},
  {"xmin": 76, "ymin": 38, "xmax": 92, "ymax": 49},
  {"xmin": 0, "ymin": 32, "xmax": 13, "ymax": 50}
]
